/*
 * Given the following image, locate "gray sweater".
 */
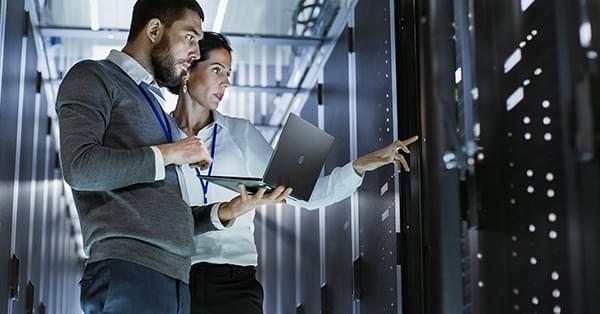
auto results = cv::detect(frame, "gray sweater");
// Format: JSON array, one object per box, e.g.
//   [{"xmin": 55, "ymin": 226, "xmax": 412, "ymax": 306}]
[{"xmin": 56, "ymin": 59, "xmax": 215, "ymax": 283}]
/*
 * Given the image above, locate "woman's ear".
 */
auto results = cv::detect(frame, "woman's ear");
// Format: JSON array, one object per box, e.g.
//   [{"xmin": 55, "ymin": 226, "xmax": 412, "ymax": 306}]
[{"xmin": 145, "ymin": 18, "xmax": 163, "ymax": 43}]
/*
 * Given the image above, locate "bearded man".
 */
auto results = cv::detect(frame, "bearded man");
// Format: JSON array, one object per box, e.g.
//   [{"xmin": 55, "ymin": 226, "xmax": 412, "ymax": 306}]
[{"xmin": 56, "ymin": 1, "xmax": 261, "ymax": 312}]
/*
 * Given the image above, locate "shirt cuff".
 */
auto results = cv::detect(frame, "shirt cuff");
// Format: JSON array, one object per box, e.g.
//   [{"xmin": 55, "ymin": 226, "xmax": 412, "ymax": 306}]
[
  {"xmin": 210, "ymin": 203, "xmax": 235, "ymax": 229},
  {"xmin": 341, "ymin": 161, "xmax": 364, "ymax": 188},
  {"xmin": 150, "ymin": 146, "xmax": 166, "ymax": 181}
]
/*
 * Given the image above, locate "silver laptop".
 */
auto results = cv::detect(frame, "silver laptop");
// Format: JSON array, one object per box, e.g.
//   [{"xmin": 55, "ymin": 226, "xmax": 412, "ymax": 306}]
[{"xmin": 198, "ymin": 113, "xmax": 334, "ymax": 201}]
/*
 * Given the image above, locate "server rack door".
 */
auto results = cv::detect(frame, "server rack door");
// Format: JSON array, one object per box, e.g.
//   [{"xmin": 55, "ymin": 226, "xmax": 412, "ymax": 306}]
[
  {"xmin": 47, "ymin": 176, "xmax": 63, "ymax": 314},
  {"xmin": 30, "ymin": 91, "xmax": 50, "ymax": 312},
  {"xmin": 395, "ymin": 0, "xmax": 425, "ymax": 312},
  {"xmin": 470, "ymin": 0, "xmax": 600, "ymax": 313},
  {"xmin": 255, "ymin": 206, "xmax": 264, "ymax": 290},
  {"xmin": 354, "ymin": 0, "xmax": 402, "ymax": 312},
  {"xmin": 553, "ymin": 1, "xmax": 600, "ymax": 313},
  {"xmin": 296, "ymin": 97, "xmax": 322, "ymax": 314},
  {"xmin": 411, "ymin": 0, "xmax": 467, "ymax": 312},
  {"xmin": 262, "ymin": 205, "xmax": 278, "ymax": 314},
  {"xmin": 279, "ymin": 203, "xmax": 297, "ymax": 313},
  {"xmin": 30, "ymin": 87, "xmax": 47, "ymax": 314},
  {"xmin": 1, "ymin": 0, "xmax": 26, "ymax": 311},
  {"xmin": 323, "ymin": 27, "xmax": 354, "ymax": 314},
  {"xmin": 12, "ymin": 18, "xmax": 38, "ymax": 314},
  {"xmin": 41, "ymin": 166, "xmax": 60, "ymax": 309}
]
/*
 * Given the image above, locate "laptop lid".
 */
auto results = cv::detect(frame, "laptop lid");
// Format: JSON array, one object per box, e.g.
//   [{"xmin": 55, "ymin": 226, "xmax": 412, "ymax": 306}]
[
  {"xmin": 199, "ymin": 114, "xmax": 334, "ymax": 202},
  {"xmin": 262, "ymin": 113, "xmax": 334, "ymax": 201}
]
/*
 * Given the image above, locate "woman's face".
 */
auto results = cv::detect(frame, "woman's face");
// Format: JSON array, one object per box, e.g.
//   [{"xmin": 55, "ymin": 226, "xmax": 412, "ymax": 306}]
[{"xmin": 187, "ymin": 47, "xmax": 232, "ymax": 110}]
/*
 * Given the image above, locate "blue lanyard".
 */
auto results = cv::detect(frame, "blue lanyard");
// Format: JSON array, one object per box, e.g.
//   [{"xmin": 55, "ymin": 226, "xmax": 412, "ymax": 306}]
[
  {"xmin": 195, "ymin": 124, "xmax": 219, "ymax": 204},
  {"xmin": 137, "ymin": 84, "xmax": 173, "ymax": 143}
]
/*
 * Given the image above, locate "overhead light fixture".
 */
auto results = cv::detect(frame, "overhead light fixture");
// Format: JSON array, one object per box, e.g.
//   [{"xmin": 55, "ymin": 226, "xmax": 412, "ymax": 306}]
[
  {"xmin": 90, "ymin": 0, "xmax": 99, "ymax": 31},
  {"xmin": 580, "ymin": 21, "xmax": 592, "ymax": 48},
  {"xmin": 212, "ymin": 0, "xmax": 229, "ymax": 32}
]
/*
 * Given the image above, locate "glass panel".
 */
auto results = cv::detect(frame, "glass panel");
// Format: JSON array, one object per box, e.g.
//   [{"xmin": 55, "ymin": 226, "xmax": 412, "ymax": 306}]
[
  {"xmin": 42, "ymin": 0, "xmax": 340, "ymax": 37},
  {"xmin": 40, "ymin": 0, "xmax": 342, "ymax": 123}
]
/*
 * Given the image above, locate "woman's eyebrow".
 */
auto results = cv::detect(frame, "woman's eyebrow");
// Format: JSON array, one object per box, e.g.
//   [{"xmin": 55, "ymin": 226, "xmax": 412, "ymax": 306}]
[{"xmin": 210, "ymin": 62, "xmax": 225, "ymax": 67}]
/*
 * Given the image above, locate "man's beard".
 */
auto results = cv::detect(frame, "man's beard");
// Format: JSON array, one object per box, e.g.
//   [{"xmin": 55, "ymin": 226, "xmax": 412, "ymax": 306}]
[{"xmin": 150, "ymin": 35, "xmax": 181, "ymax": 90}]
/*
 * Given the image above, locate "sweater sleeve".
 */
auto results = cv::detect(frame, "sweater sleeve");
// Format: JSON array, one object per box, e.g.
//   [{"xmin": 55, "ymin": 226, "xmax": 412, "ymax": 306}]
[
  {"xmin": 191, "ymin": 203, "xmax": 224, "ymax": 234},
  {"xmin": 56, "ymin": 61, "xmax": 157, "ymax": 191}
]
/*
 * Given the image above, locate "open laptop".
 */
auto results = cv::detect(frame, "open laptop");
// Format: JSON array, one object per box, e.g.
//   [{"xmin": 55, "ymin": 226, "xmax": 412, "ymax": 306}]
[{"xmin": 198, "ymin": 113, "xmax": 334, "ymax": 201}]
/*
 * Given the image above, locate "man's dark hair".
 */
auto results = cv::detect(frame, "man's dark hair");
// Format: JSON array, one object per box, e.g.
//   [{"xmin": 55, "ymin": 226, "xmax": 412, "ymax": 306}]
[{"xmin": 127, "ymin": 0, "xmax": 205, "ymax": 43}]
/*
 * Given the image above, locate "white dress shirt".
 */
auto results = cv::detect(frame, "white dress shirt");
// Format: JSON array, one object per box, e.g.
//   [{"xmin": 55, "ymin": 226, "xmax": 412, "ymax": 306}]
[{"xmin": 177, "ymin": 110, "xmax": 363, "ymax": 266}]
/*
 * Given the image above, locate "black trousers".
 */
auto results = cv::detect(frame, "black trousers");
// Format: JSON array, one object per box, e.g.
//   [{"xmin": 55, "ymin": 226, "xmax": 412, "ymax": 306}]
[{"xmin": 189, "ymin": 262, "xmax": 264, "ymax": 314}]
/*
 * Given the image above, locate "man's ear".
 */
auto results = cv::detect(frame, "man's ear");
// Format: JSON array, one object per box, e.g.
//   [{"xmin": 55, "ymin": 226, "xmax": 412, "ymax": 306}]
[{"xmin": 145, "ymin": 18, "xmax": 163, "ymax": 43}]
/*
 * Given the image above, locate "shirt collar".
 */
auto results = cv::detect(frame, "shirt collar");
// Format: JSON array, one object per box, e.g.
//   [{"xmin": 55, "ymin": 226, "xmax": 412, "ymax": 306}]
[
  {"xmin": 211, "ymin": 110, "xmax": 229, "ymax": 130},
  {"xmin": 107, "ymin": 49, "xmax": 154, "ymax": 86}
]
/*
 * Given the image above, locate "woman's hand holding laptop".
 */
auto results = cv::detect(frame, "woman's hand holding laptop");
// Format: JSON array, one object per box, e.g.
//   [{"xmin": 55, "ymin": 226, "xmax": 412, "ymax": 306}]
[{"xmin": 216, "ymin": 184, "xmax": 292, "ymax": 224}]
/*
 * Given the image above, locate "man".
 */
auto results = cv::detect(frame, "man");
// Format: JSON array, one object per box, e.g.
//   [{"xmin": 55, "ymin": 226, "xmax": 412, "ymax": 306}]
[{"xmin": 56, "ymin": 1, "xmax": 288, "ymax": 313}]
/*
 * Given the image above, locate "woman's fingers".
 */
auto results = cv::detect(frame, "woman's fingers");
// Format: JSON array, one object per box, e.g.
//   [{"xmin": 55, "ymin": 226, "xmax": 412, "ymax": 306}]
[
  {"xmin": 395, "ymin": 155, "xmax": 410, "ymax": 172},
  {"xmin": 396, "ymin": 135, "xmax": 420, "ymax": 154},
  {"xmin": 395, "ymin": 140, "xmax": 411, "ymax": 154},
  {"xmin": 254, "ymin": 187, "xmax": 267, "ymax": 199},
  {"xmin": 238, "ymin": 184, "xmax": 248, "ymax": 203},
  {"xmin": 275, "ymin": 188, "xmax": 293, "ymax": 202},
  {"xmin": 403, "ymin": 135, "xmax": 419, "ymax": 146}
]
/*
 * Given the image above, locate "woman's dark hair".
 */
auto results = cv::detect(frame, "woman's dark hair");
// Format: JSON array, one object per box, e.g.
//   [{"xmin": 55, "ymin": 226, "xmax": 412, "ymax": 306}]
[
  {"xmin": 167, "ymin": 32, "xmax": 233, "ymax": 94},
  {"xmin": 127, "ymin": 0, "xmax": 205, "ymax": 43},
  {"xmin": 196, "ymin": 32, "xmax": 233, "ymax": 63}
]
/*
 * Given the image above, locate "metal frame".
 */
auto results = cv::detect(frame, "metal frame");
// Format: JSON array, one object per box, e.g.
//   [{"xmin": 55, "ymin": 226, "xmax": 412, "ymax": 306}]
[
  {"xmin": 39, "ymin": 26, "xmax": 322, "ymax": 46},
  {"xmin": 346, "ymin": 10, "xmax": 361, "ymax": 314},
  {"xmin": 414, "ymin": 0, "xmax": 464, "ymax": 313},
  {"xmin": 268, "ymin": 0, "xmax": 359, "ymax": 141},
  {"xmin": 395, "ymin": 0, "xmax": 425, "ymax": 313},
  {"xmin": 388, "ymin": 0, "xmax": 404, "ymax": 312},
  {"xmin": 0, "ymin": 0, "xmax": 8, "ymax": 106},
  {"xmin": 553, "ymin": 0, "xmax": 600, "ymax": 313}
]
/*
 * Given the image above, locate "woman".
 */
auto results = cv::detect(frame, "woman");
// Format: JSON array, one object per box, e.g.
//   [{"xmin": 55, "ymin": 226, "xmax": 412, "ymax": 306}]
[{"xmin": 172, "ymin": 32, "xmax": 418, "ymax": 313}]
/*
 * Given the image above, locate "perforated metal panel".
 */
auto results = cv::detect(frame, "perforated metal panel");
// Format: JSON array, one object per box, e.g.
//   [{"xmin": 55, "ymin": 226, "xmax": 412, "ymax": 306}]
[
  {"xmin": 470, "ymin": 1, "xmax": 598, "ymax": 313},
  {"xmin": 296, "ymin": 97, "xmax": 322, "ymax": 314},
  {"xmin": 279, "ymin": 204, "xmax": 296, "ymax": 312},
  {"xmin": 30, "ymin": 88, "xmax": 47, "ymax": 310},
  {"xmin": 354, "ymin": 0, "xmax": 400, "ymax": 312},
  {"xmin": 323, "ymin": 27, "xmax": 354, "ymax": 314},
  {"xmin": 0, "ymin": 0, "xmax": 26, "ymax": 309},
  {"xmin": 261, "ymin": 205, "xmax": 278, "ymax": 314}
]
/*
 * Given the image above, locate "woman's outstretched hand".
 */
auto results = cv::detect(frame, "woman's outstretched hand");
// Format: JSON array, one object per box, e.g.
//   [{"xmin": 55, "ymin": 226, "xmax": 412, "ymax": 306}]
[{"xmin": 352, "ymin": 135, "xmax": 419, "ymax": 176}]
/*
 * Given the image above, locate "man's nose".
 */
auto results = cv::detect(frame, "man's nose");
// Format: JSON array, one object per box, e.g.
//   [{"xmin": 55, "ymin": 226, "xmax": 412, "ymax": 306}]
[{"xmin": 190, "ymin": 45, "xmax": 200, "ymax": 61}]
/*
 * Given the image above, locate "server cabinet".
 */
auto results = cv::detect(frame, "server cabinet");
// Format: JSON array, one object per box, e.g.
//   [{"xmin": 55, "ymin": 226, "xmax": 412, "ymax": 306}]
[
  {"xmin": 322, "ymin": 27, "xmax": 354, "ymax": 314},
  {"xmin": 395, "ymin": 0, "xmax": 467, "ymax": 312},
  {"xmin": 279, "ymin": 203, "xmax": 297, "ymax": 312},
  {"xmin": 395, "ymin": 0, "xmax": 426, "ymax": 313},
  {"xmin": 261, "ymin": 205, "xmax": 278, "ymax": 314},
  {"xmin": 296, "ymin": 96, "xmax": 322, "ymax": 314},
  {"xmin": 1, "ymin": 0, "xmax": 26, "ymax": 311},
  {"xmin": 354, "ymin": 0, "xmax": 404, "ymax": 312},
  {"xmin": 470, "ymin": 0, "xmax": 600, "ymax": 313},
  {"xmin": 40, "ymin": 164, "xmax": 61, "ymax": 309},
  {"xmin": 30, "ymin": 91, "xmax": 49, "ymax": 312},
  {"xmin": 11, "ymin": 17, "xmax": 39, "ymax": 314}
]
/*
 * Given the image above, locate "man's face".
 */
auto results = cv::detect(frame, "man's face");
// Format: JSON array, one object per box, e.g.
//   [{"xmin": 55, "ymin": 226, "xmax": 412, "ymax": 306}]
[{"xmin": 151, "ymin": 9, "xmax": 203, "ymax": 88}]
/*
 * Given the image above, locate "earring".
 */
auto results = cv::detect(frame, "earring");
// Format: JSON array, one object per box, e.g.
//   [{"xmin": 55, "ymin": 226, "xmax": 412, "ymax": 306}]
[{"xmin": 182, "ymin": 80, "xmax": 188, "ymax": 94}]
